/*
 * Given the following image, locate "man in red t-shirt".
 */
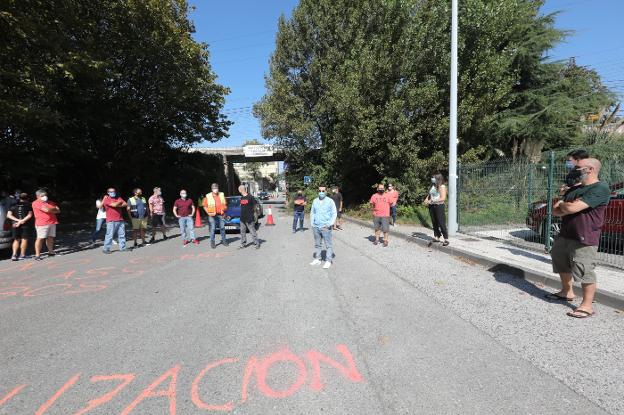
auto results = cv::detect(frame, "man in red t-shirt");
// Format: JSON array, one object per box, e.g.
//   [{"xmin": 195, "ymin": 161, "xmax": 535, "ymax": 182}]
[
  {"xmin": 173, "ymin": 189, "xmax": 198, "ymax": 245},
  {"xmin": 102, "ymin": 187, "xmax": 128, "ymax": 254},
  {"xmin": 31, "ymin": 189, "xmax": 61, "ymax": 260},
  {"xmin": 370, "ymin": 184, "xmax": 392, "ymax": 246}
]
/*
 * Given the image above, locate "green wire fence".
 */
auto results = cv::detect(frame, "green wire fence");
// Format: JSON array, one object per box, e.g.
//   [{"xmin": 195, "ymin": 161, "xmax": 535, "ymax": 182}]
[{"xmin": 458, "ymin": 152, "xmax": 624, "ymax": 269}]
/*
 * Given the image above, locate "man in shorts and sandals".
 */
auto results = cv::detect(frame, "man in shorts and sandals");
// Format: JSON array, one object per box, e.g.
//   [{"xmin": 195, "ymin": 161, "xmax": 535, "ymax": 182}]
[
  {"xmin": 370, "ymin": 184, "xmax": 392, "ymax": 247},
  {"xmin": 148, "ymin": 186, "xmax": 168, "ymax": 243},
  {"xmin": 31, "ymin": 189, "xmax": 60, "ymax": 260},
  {"xmin": 7, "ymin": 193, "xmax": 33, "ymax": 260},
  {"xmin": 547, "ymin": 158, "xmax": 611, "ymax": 318},
  {"xmin": 127, "ymin": 188, "xmax": 149, "ymax": 248}
]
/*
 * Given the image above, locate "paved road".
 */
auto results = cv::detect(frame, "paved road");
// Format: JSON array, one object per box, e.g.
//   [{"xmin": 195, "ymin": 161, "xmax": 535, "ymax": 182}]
[{"xmin": 1, "ymin": 208, "xmax": 621, "ymax": 414}]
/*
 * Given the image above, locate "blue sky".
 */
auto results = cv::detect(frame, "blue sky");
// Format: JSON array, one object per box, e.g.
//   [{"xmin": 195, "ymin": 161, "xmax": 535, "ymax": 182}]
[{"xmin": 190, "ymin": 0, "xmax": 623, "ymax": 148}]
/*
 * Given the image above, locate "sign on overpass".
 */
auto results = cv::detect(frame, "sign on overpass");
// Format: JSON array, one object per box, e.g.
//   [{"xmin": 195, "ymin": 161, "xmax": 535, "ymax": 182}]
[{"xmin": 243, "ymin": 145, "xmax": 274, "ymax": 158}]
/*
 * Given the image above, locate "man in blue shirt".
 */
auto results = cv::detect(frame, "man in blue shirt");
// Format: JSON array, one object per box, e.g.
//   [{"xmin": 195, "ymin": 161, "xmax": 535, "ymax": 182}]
[{"xmin": 310, "ymin": 185, "xmax": 337, "ymax": 269}]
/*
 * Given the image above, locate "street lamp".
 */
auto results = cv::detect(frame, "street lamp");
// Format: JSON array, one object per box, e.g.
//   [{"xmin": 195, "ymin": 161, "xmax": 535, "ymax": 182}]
[{"xmin": 448, "ymin": 0, "xmax": 458, "ymax": 235}]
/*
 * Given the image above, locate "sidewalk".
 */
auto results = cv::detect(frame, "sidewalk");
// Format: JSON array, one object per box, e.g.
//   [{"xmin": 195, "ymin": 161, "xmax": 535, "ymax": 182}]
[{"xmin": 344, "ymin": 216, "xmax": 624, "ymax": 310}]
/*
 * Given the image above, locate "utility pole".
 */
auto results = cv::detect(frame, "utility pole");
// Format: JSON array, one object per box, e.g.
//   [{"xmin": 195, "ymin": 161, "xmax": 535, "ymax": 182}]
[{"xmin": 448, "ymin": 0, "xmax": 459, "ymax": 235}]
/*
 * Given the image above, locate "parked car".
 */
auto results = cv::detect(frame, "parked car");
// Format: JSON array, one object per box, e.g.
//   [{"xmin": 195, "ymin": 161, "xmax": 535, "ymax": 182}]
[
  {"xmin": 223, "ymin": 196, "xmax": 264, "ymax": 232},
  {"xmin": 258, "ymin": 191, "xmax": 270, "ymax": 201},
  {"xmin": 526, "ymin": 182, "xmax": 624, "ymax": 250},
  {"xmin": 0, "ymin": 203, "xmax": 12, "ymax": 251}
]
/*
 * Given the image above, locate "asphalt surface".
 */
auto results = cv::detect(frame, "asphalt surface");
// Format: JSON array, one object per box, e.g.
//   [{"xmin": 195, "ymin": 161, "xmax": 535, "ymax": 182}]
[{"xmin": 1, "ymin": 206, "xmax": 621, "ymax": 414}]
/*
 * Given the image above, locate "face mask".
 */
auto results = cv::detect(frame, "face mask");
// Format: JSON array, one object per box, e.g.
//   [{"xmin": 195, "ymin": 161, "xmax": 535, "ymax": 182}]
[
  {"xmin": 431, "ymin": 178, "xmax": 436, "ymax": 184},
  {"xmin": 156, "ymin": 191, "xmax": 162, "ymax": 196},
  {"xmin": 108, "ymin": 191, "xmax": 116, "ymax": 198},
  {"xmin": 180, "ymin": 193, "xmax": 187, "ymax": 199},
  {"xmin": 579, "ymin": 168, "xmax": 590, "ymax": 181},
  {"xmin": 318, "ymin": 192, "xmax": 326, "ymax": 199},
  {"xmin": 41, "ymin": 196, "xmax": 48, "ymax": 202},
  {"xmin": 377, "ymin": 189, "xmax": 384, "ymax": 194},
  {"xmin": 212, "ymin": 189, "xmax": 218, "ymax": 194},
  {"xmin": 136, "ymin": 192, "xmax": 142, "ymax": 197},
  {"xmin": 565, "ymin": 160, "xmax": 575, "ymax": 170}
]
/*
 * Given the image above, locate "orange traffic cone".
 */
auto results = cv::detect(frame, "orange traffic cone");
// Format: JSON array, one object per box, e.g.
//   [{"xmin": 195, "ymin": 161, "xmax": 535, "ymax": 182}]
[
  {"xmin": 265, "ymin": 205, "xmax": 275, "ymax": 226},
  {"xmin": 195, "ymin": 207, "xmax": 203, "ymax": 228}
]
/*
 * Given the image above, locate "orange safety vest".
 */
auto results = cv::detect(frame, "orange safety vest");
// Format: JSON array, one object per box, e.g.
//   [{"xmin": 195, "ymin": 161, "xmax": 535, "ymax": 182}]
[{"xmin": 203, "ymin": 192, "xmax": 227, "ymax": 216}]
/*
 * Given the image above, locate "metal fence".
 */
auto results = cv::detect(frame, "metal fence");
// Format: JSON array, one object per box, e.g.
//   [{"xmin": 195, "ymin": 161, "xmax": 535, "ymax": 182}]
[{"xmin": 458, "ymin": 152, "xmax": 624, "ymax": 269}]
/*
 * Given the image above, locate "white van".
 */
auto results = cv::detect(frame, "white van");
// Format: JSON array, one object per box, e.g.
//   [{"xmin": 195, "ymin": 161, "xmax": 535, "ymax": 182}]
[{"xmin": 0, "ymin": 203, "xmax": 12, "ymax": 250}]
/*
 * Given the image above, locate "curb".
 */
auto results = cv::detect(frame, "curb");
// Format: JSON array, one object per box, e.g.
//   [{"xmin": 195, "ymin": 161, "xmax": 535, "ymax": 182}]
[{"xmin": 343, "ymin": 215, "xmax": 624, "ymax": 310}]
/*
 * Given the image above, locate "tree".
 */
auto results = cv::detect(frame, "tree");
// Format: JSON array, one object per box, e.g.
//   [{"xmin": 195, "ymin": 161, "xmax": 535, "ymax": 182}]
[
  {"xmin": 0, "ymin": 0, "xmax": 230, "ymax": 197},
  {"xmin": 254, "ymin": 0, "xmax": 614, "ymax": 203}
]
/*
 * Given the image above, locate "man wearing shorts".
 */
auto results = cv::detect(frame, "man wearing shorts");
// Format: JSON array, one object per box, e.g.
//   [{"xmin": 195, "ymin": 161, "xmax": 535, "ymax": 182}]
[
  {"xmin": 31, "ymin": 189, "xmax": 60, "ymax": 260},
  {"xmin": 370, "ymin": 184, "xmax": 392, "ymax": 247},
  {"xmin": 548, "ymin": 158, "xmax": 611, "ymax": 318},
  {"xmin": 127, "ymin": 188, "xmax": 148, "ymax": 248},
  {"xmin": 330, "ymin": 186, "xmax": 343, "ymax": 230},
  {"xmin": 148, "ymin": 186, "xmax": 167, "ymax": 243},
  {"xmin": 7, "ymin": 193, "xmax": 33, "ymax": 260}
]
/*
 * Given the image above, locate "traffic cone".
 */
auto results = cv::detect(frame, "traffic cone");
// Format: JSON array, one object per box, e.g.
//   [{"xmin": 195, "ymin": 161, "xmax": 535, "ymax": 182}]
[
  {"xmin": 195, "ymin": 207, "xmax": 203, "ymax": 228},
  {"xmin": 265, "ymin": 205, "xmax": 275, "ymax": 226}
]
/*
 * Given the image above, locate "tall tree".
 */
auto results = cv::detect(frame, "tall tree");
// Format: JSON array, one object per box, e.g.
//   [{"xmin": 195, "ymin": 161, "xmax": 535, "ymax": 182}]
[
  {"xmin": 255, "ymin": 0, "xmax": 614, "ymax": 203},
  {"xmin": 0, "ymin": 0, "xmax": 230, "ymax": 196}
]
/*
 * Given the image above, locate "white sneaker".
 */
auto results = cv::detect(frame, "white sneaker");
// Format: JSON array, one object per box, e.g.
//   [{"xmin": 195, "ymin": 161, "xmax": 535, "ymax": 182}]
[
  {"xmin": 310, "ymin": 259, "xmax": 322, "ymax": 266},
  {"xmin": 322, "ymin": 261, "xmax": 332, "ymax": 269},
  {"xmin": 112, "ymin": 240, "xmax": 118, "ymax": 245}
]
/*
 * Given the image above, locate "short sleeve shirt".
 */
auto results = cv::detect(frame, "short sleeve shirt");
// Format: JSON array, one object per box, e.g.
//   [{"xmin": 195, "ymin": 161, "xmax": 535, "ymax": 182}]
[
  {"xmin": 174, "ymin": 198, "xmax": 194, "ymax": 217},
  {"xmin": 31, "ymin": 199, "xmax": 59, "ymax": 226},
  {"xmin": 387, "ymin": 190, "xmax": 399, "ymax": 205},
  {"xmin": 103, "ymin": 196, "xmax": 126, "ymax": 222},
  {"xmin": 9, "ymin": 201, "xmax": 33, "ymax": 221},
  {"xmin": 330, "ymin": 192, "xmax": 343, "ymax": 211},
  {"xmin": 294, "ymin": 195, "xmax": 307, "ymax": 212},
  {"xmin": 149, "ymin": 195, "xmax": 165, "ymax": 215},
  {"xmin": 370, "ymin": 193, "xmax": 391, "ymax": 217},
  {"xmin": 559, "ymin": 181, "xmax": 611, "ymax": 246},
  {"xmin": 239, "ymin": 195, "xmax": 256, "ymax": 223}
]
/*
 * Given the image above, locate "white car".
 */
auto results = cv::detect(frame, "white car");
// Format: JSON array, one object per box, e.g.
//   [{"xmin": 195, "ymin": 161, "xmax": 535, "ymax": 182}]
[{"xmin": 0, "ymin": 203, "xmax": 12, "ymax": 250}]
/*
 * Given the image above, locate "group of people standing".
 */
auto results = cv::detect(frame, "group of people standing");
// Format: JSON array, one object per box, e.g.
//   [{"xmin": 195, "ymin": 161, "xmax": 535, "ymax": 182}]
[{"xmin": 3, "ymin": 182, "xmax": 262, "ymax": 260}]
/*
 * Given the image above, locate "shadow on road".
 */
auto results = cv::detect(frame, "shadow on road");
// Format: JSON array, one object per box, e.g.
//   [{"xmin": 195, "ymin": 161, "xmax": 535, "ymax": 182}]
[{"xmin": 490, "ymin": 264, "xmax": 576, "ymax": 310}]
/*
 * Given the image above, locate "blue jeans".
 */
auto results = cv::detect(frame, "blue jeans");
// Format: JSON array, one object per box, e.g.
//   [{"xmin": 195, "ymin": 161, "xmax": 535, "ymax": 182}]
[
  {"xmin": 178, "ymin": 216, "xmax": 195, "ymax": 241},
  {"xmin": 390, "ymin": 205, "xmax": 397, "ymax": 224},
  {"xmin": 208, "ymin": 215, "xmax": 226, "ymax": 242},
  {"xmin": 91, "ymin": 218, "xmax": 105, "ymax": 242},
  {"xmin": 293, "ymin": 211, "xmax": 304, "ymax": 231},
  {"xmin": 103, "ymin": 221, "xmax": 126, "ymax": 251},
  {"xmin": 313, "ymin": 226, "xmax": 333, "ymax": 262}
]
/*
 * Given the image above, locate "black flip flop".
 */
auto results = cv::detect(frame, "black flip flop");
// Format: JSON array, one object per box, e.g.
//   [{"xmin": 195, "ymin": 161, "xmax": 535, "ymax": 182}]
[
  {"xmin": 544, "ymin": 293, "xmax": 574, "ymax": 301},
  {"xmin": 567, "ymin": 309, "xmax": 594, "ymax": 318}
]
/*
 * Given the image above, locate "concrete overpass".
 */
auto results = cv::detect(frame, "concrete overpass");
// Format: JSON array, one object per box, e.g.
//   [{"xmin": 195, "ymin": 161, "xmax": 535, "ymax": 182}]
[{"xmin": 190, "ymin": 145, "xmax": 286, "ymax": 194}]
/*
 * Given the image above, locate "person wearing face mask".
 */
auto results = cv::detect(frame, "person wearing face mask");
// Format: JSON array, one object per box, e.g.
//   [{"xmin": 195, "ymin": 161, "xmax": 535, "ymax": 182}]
[
  {"xmin": 560, "ymin": 149, "xmax": 589, "ymax": 196},
  {"xmin": 148, "ymin": 186, "xmax": 168, "ymax": 243},
  {"xmin": 202, "ymin": 183, "xmax": 228, "ymax": 249},
  {"xmin": 424, "ymin": 173, "xmax": 449, "ymax": 246},
  {"xmin": 174, "ymin": 189, "xmax": 198, "ymax": 246},
  {"xmin": 127, "ymin": 188, "xmax": 149, "ymax": 248},
  {"xmin": 548, "ymin": 158, "xmax": 611, "ymax": 319},
  {"xmin": 370, "ymin": 184, "xmax": 392, "ymax": 246},
  {"xmin": 310, "ymin": 185, "xmax": 337, "ymax": 269},
  {"xmin": 102, "ymin": 187, "xmax": 128, "ymax": 254},
  {"xmin": 31, "ymin": 189, "xmax": 60, "ymax": 260},
  {"xmin": 238, "ymin": 185, "xmax": 260, "ymax": 249},
  {"xmin": 292, "ymin": 189, "xmax": 307, "ymax": 233},
  {"xmin": 7, "ymin": 193, "xmax": 33, "ymax": 261}
]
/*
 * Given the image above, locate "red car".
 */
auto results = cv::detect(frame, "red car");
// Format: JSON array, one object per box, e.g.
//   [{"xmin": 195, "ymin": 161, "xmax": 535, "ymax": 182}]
[{"xmin": 526, "ymin": 182, "xmax": 624, "ymax": 250}]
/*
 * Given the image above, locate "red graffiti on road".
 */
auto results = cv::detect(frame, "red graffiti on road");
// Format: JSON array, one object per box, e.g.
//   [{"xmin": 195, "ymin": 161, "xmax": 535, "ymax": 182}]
[
  {"xmin": 0, "ymin": 345, "xmax": 364, "ymax": 414},
  {"xmin": 0, "ymin": 252, "xmax": 231, "ymax": 300}
]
